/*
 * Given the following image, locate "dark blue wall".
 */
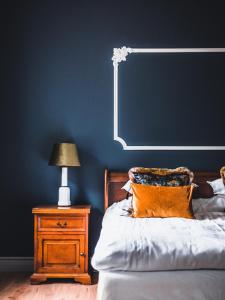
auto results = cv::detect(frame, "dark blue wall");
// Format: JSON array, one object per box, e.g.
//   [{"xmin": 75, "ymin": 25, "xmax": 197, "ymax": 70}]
[{"xmin": 1, "ymin": 0, "xmax": 225, "ymax": 256}]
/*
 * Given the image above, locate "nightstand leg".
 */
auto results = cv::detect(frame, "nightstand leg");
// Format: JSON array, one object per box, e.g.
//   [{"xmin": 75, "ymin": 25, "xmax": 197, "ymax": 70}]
[
  {"xmin": 73, "ymin": 274, "xmax": 91, "ymax": 285},
  {"xmin": 30, "ymin": 274, "xmax": 48, "ymax": 285}
]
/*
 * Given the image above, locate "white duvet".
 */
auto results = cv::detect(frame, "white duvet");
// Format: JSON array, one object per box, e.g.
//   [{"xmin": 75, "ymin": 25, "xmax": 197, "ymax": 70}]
[{"xmin": 91, "ymin": 199, "xmax": 225, "ymax": 272}]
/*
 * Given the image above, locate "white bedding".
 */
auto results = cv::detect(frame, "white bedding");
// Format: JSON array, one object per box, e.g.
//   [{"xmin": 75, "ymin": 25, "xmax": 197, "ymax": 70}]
[
  {"xmin": 92, "ymin": 199, "xmax": 225, "ymax": 272},
  {"xmin": 97, "ymin": 270, "xmax": 225, "ymax": 300}
]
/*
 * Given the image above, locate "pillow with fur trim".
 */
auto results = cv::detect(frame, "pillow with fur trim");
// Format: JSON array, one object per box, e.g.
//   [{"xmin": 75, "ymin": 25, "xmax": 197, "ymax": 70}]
[
  {"xmin": 220, "ymin": 166, "xmax": 225, "ymax": 185},
  {"xmin": 128, "ymin": 167, "xmax": 194, "ymax": 187}
]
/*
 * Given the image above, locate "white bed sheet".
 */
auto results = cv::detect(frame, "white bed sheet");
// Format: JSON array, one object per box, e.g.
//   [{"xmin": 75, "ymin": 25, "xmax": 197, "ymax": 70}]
[
  {"xmin": 92, "ymin": 199, "xmax": 225, "ymax": 271},
  {"xmin": 97, "ymin": 269, "xmax": 225, "ymax": 300}
]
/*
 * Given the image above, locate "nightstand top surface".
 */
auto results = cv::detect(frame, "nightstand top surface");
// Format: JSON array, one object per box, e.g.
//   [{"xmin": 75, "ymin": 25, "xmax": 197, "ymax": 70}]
[{"xmin": 32, "ymin": 205, "xmax": 91, "ymax": 214}]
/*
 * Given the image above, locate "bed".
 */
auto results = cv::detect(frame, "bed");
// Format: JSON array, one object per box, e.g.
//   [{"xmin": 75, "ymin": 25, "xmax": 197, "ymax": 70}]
[{"xmin": 92, "ymin": 169, "xmax": 225, "ymax": 300}]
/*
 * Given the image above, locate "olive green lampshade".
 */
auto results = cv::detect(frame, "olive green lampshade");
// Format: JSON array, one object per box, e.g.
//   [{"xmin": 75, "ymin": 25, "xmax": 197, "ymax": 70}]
[{"xmin": 49, "ymin": 143, "xmax": 80, "ymax": 167}]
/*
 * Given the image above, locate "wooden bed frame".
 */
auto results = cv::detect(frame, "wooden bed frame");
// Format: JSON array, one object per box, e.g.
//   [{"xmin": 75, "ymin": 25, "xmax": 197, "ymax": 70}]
[
  {"xmin": 98, "ymin": 170, "xmax": 225, "ymax": 300},
  {"xmin": 104, "ymin": 169, "xmax": 219, "ymax": 211}
]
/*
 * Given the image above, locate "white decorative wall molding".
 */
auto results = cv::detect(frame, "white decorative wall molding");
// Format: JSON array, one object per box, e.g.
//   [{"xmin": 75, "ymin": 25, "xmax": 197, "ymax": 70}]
[
  {"xmin": 112, "ymin": 46, "xmax": 225, "ymax": 150},
  {"xmin": 112, "ymin": 46, "xmax": 132, "ymax": 66},
  {"xmin": 0, "ymin": 257, "xmax": 33, "ymax": 272}
]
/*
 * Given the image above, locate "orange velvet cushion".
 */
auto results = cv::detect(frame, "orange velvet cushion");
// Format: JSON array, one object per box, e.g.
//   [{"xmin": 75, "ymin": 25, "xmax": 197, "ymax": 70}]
[{"xmin": 131, "ymin": 183, "xmax": 194, "ymax": 218}]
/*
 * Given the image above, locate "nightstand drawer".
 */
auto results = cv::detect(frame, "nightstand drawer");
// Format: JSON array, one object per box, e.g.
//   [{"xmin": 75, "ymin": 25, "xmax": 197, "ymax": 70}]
[{"xmin": 37, "ymin": 215, "xmax": 86, "ymax": 232}]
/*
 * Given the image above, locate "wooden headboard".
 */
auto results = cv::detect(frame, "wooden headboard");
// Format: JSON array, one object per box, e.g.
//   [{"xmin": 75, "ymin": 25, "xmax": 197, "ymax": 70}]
[{"xmin": 104, "ymin": 169, "xmax": 220, "ymax": 211}]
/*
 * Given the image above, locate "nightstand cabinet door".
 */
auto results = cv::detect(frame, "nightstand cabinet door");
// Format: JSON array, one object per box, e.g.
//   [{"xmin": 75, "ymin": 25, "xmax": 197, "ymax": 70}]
[{"xmin": 37, "ymin": 234, "xmax": 85, "ymax": 274}]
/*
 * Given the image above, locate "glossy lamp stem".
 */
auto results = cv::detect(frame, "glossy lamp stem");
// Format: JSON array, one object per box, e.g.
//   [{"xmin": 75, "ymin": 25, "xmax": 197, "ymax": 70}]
[
  {"xmin": 58, "ymin": 167, "xmax": 71, "ymax": 206},
  {"xmin": 61, "ymin": 167, "xmax": 68, "ymax": 186}
]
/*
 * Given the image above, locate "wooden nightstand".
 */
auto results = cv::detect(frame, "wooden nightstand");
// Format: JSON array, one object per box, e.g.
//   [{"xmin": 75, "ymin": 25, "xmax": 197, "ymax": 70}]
[{"xmin": 30, "ymin": 205, "xmax": 91, "ymax": 285}]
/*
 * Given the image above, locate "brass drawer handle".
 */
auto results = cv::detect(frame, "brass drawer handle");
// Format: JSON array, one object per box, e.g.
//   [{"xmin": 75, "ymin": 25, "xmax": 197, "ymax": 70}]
[
  {"xmin": 80, "ymin": 252, "xmax": 85, "ymax": 257},
  {"xmin": 56, "ymin": 221, "xmax": 67, "ymax": 228}
]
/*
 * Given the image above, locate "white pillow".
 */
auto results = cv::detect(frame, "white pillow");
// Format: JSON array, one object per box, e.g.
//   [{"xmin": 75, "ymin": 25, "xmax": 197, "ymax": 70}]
[
  {"xmin": 192, "ymin": 194, "xmax": 225, "ymax": 214},
  {"xmin": 207, "ymin": 178, "xmax": 225, "ymax": 195},
  {"xmin": 194, "ymin": 212, "xmax": 225, "ymax": 220},
  {"xmin": 121, "ymin": 180, "xmax": 133, "ymax": 194}
]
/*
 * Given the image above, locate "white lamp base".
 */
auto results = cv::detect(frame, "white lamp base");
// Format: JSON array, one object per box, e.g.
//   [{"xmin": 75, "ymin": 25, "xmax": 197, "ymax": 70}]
[{"xmin": 58, "ymin": 186, "xmax": 71, "ymax": 206}]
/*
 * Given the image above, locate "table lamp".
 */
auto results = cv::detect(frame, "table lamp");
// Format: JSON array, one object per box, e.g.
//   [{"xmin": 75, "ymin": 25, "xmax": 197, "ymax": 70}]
[{"xmin": 49, "ymin": 143, "xmax": 80, "ymax": 206}]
